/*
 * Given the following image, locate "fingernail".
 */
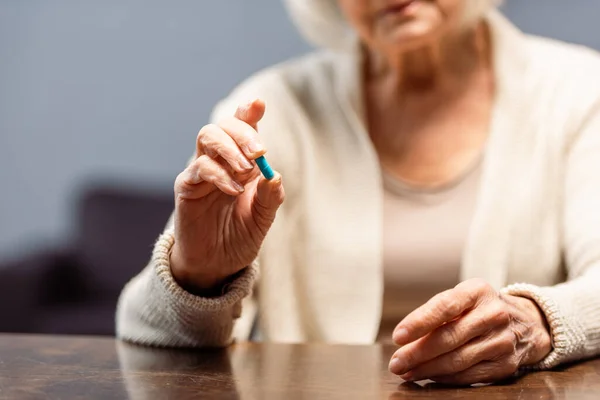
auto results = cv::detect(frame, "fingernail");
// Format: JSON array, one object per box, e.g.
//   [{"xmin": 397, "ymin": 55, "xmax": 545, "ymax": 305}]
[
  {"xmin": 400, "ymin": 371, "xmax": 414, "ymax": 381},
  {"xmin": 389, "ymin": 357, "xmax": 406, "ymax": 374},
  {"xmin": 246, "ymin": 139, "xmax": 264, "ymax": 155},
  {"xmin": 232, "ymin": 180, "xmax": 245, "ymax": 193},
  {"xmin": 238, "ymin": 155, "xmax": 253, "ymax": 171},
  {"xmin": 393, "ymin": 327, "xmax": 409, "ymax": 344}
]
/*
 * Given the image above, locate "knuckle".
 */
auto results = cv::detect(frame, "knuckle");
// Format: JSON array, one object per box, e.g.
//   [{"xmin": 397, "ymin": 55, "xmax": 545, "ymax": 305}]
[
  {"xmin": 464, "ymin": 279, "xmax": 497, "ymax": 309},
  {"xmin": 498, "ymin": 341, "xmax": 516, "ymax": 357},
  {"xmin": 196, "ymin": 128, "xmax": 205, "ymax": 142},
  {"xmin": 174, "ymin": 171, "xmax": 196, "ymax": 199},
  {"xmin": 198, "ymin": 124, "xmax": 219, "ymax": 144},
  {"xmin": 202, "ymin": 172, "xmax": 217, "ymax": 184},
  {"xmin": 195, "ymin": 154, "xmax": 212, "ymax": 167},
  {"xmin": 497, "ymin": 332, "xmax": 517, "ymax": 354},
  {"xmin": 174, "ymin": 172, "xmax": 186, "ymax": 191},
  {"xmin": 486, "ymin": 302, "xmax": 510, "ymax": 326},
  {"xmin": 197, "ymin": 123, "xmax": 214, "ymax": 140},
  {"xmin": 440, "ymin": 325, "xmax": 462, "ymax": 348},
  {"xmin": 494, "ymin": 307, "xmax": 511, "ymax": 326},
  {"xmin": 487, "ymin": 337, "xmax": 511, "ymax": 358},
  {"xmin": 196, "ymin": 129, "xmax": 209, "ymax": 150},
  {"xmin": 205, "ymin": 171, "xmax": 229, "ymax": 189},
  {"xmin": 195, "ymin": 156, "xmax": 225, "ymax": 182},
  {"xmin": 441, "ymin": 295, "xmax": 461, "ymax": 317},
  {"xmin": 470, "ymin": 278, "xmax": 492, "ymax": 295}
]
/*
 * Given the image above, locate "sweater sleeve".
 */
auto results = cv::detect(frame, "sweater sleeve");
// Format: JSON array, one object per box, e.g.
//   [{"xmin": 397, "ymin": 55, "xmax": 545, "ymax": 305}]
[
  {"xmin": 116, "ymin": 229, "xmax": 258, "ymax": 347},
  {"xmin": 115, "ymin": 68, "xmax": 298, "ymax": 347},
  {"xmin": 502, "ymin": 98, "xmax": 600, "ymax": 370}
]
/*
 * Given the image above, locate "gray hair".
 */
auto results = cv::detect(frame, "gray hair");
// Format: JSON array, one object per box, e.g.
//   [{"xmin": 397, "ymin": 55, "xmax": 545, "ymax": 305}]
[{"xmin": 284, "ymin": 0, "xmax": 501, "ymax": 50}]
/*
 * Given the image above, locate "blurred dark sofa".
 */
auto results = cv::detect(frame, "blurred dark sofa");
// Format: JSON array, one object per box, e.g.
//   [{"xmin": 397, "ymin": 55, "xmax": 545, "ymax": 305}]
[{"xmin": 0, "ymin": 184, "xmax": 173, "ymax": 335}]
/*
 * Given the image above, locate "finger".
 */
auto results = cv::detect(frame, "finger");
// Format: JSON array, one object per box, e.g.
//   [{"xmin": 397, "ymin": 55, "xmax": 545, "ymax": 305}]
[
  {"xmin": 231, "ymin": 160, "xmax": 262, "ymax": 184},
  {"xmin": 196, "ymin": 124, "xmax": 255, "ymax": 173},
  {"xmin": 429, "ymin": 358, "xmax": 518, "ymax": 386},
  {"xmin": 218, "ymin": 116, "xmax": 266, "ymax": 159},
  {"xmin": 397, "ymin": 331, "xmax": 515, "ymax": 381},
  {"xmin": 390, "ymin": 299, "xmax": 510, "ymax": 375},
  {"xmin": 251, "ymin": 172, "xmax": 285, "ymax": 234},
  {"xmin": 393, "ymin": 278, "xmax": 494, "ymax": 345},
  {"xmin": 234, "ymin": 98, "xmax": 266, "ymax": 130},
  {"xmin": 175, "ymin": 155, "xmax": 245, "ymax": 199}
]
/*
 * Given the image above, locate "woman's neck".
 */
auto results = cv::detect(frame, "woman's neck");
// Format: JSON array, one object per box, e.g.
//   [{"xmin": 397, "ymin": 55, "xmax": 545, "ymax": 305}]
[{"xmin": 365, "ymin": 22, "xmax": 491, "ymax": 94}]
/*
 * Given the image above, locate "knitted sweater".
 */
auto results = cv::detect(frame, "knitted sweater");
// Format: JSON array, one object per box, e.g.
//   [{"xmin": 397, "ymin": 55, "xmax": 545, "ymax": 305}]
[{"xmin": 116, "ymin": 11, "xmax": 600, "ymax": 370}]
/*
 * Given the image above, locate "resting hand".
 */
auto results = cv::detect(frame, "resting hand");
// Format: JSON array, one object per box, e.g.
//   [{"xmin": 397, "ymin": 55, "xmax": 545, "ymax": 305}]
[{"xmin": 388, "ymin": 278, "xmax": 552, "ymax": 385}]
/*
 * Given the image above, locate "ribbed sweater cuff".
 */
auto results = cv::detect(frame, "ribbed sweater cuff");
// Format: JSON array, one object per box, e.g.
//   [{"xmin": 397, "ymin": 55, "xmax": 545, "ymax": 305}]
[
  {"xmin": 152, "ymin": 230, "xmax": 258, "ymax": 320},
  {"xmin": 121, "ymin": 230, "xmax": 260, "ymax": 347},
  {"xmin": 501, "ymin": 283, "xmax": 583, "ymax": 370}
]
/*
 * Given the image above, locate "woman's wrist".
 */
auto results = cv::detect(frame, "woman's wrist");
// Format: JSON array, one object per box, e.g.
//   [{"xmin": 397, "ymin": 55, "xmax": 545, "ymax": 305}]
[
  {"xmin": 169, "ymin": 245, "xmax": 228, "ymax": 296},
  {"xmin": 508, "ymin": 295, "xmax": 553, "ymax": 366}
]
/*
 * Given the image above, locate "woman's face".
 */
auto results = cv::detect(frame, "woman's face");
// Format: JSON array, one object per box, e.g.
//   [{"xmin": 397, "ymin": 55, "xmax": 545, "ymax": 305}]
[{"xmin": 337, "ymin": 0, "xmax": 468, "ymax": 52}]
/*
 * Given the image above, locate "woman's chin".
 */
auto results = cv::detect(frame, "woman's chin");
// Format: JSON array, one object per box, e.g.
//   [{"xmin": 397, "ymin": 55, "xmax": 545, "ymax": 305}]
[{"xmin": 379, "ymin": 23, "xmax": 440, "ymax": 52}]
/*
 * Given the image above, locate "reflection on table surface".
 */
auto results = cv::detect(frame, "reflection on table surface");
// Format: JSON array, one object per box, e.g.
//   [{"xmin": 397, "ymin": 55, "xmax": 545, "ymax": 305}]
[{"xmin": 0, "ymin": 334, "xmax": 598, "ymax": 399}]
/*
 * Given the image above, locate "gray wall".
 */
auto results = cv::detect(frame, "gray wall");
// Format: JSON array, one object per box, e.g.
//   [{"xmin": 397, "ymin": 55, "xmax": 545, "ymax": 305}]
[
  {"xmin": 0, "ymin": 0, "xmax": 598, "ymax": 258},
  {"xmin": 0, "ymin": 0, "xmax": 311, "ymax": 257}
]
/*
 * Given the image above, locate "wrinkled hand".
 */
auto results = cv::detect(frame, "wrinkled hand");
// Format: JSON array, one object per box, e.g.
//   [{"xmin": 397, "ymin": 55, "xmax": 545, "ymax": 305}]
[
  {"xmin": 170, "ymin": 99, "xmax": 285, "ymax": 292},
  {"xmin": 388, "ymin": 279, "xmax": 552, "ymax": 385}
]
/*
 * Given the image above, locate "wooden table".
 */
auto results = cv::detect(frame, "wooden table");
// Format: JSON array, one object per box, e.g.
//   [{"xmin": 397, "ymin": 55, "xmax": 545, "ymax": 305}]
[{"xmin": 0, "ymin": 335, "xmax": 598, "ymax": 399}]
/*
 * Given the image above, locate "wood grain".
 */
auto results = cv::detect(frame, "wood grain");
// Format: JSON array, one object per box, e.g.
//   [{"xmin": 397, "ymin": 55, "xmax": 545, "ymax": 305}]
[{"xmin": 0, "ymin": 334, "xmax": 598, "ymax": 399}]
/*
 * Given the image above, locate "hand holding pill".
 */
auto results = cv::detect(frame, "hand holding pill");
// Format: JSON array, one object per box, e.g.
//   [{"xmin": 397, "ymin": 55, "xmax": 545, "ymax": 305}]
[{"xmin": 170, "ymin": 99, "xmax": 285, "ymax": 293}]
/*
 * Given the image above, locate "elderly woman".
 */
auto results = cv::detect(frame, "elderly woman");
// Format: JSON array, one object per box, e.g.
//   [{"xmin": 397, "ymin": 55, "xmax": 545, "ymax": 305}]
[{"xmin": 117, "ymin": 0, "xmax": 600, "ymax": 385}]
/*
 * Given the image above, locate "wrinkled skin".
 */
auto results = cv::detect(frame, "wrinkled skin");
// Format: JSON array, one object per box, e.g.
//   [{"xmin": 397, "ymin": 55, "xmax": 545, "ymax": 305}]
[
  {"xmin": 388, "ymin": 278, "xmax": 552, "ymax": 385},
  {"xmin": 170, "ymin": 100, "xmax": 284, "ymax": 291}
]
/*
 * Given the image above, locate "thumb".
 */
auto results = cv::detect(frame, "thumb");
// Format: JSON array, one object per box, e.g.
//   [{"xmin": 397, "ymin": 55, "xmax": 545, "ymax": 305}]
[
  {"xmin": 234, "ymin": 99, "xmax": 266, "ymax": 130},
  {"xmin": 252, "ymin": 172, "xmax": 285, "ymax": 229}
]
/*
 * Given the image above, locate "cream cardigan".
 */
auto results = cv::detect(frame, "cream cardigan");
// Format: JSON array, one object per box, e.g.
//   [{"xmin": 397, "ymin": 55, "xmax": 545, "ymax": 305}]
[{"xmin": 117, "ymin": 12, "xmax": 600, "ymax": 370}]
